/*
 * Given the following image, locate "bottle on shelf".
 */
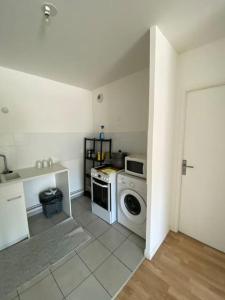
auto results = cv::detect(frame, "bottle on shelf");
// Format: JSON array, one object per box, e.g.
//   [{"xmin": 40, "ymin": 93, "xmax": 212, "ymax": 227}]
[
  {"xmin": 99, "ymin": 125, "xmax": 105, "ymax": 140},
  {"xmin": 97, "ymin": 151, "xmax": 101, "ymax": 161}
]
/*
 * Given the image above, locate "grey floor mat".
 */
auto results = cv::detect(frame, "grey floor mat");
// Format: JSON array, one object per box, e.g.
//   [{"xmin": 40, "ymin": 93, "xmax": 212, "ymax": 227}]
[{"xmin": 0, "ymin": 218, "xmax": 91, "ymax": 299}]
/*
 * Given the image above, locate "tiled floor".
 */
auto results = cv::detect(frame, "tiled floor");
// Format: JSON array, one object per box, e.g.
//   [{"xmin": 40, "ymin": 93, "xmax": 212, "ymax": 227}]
[
  {"xmin": 16, "ymin": 196, "xmax": 145, "ymax": 300},
  {"xmin": 28, "ymin": 211, "xmax": 68, "ymax": 236}
]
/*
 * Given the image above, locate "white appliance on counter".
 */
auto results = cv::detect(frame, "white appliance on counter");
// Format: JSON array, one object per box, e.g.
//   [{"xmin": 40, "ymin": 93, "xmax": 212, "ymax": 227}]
[
  {"xmin": 117, "ymin": 172, "xmax": 147, "ymax": 239},
  {"xmin": 91, "ymin": 166, "xmax": 121, "ymax": 224},
  {"xmin": 125, "ymin": 155, "xmax": 147, "ymax": 178}
]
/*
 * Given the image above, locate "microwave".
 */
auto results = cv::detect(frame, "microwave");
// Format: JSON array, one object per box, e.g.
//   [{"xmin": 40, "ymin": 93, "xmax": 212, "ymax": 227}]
[{"xmin": 125, "ymin": 155, "xmax": 147, "ymax": 178}]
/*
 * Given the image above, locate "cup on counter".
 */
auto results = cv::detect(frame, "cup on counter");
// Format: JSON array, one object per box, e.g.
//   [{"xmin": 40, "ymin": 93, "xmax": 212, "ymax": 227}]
[
  {"xmin": 36, "ymin": 160, "xmax": 42, "ymax": 169},
  {"xmin": 48, "ymin": 158, "xmax": 53, "ymax": 167},
  {"xmin": 42, "ymin": 160, "xmax": 49, "ymax": 168}
]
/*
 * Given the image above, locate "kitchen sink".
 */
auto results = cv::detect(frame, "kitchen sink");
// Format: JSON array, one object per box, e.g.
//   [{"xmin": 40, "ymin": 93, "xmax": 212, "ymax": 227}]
[{"xmin": 1, "ymin": 172, "xmax": 21, "ymax": 182}]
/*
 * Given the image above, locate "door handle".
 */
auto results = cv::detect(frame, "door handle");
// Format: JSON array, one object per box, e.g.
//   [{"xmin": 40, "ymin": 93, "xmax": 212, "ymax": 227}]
[
  {"xmin": 92, "ymin": 180, "xmax": 108, "ymax": 188},
  {"xmin": 182, "ymin": 160, "xmax": 194, "ymax": 175}
]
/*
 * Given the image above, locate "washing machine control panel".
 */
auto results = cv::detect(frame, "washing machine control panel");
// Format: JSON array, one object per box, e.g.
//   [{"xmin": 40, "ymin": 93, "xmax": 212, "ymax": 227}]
[
  {"xmin": 118, "ymin": 177, "xmax": 126, "ymax": 184},
  {"xmin": 118, "ymin": 175, "xmax": 136, "ymax": 188},
  {"xmin": 129, "ymin": 182, "xmax": 135, "ymax": 188}
]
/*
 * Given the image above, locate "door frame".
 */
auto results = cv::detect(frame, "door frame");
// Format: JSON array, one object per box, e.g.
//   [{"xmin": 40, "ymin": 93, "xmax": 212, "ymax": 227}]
[{"xmin": 171, "ymin": 82, "xmax": 225, "ymax": 232}]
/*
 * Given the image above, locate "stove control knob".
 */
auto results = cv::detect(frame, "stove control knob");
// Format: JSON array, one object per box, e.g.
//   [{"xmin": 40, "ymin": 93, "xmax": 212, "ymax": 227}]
[{"xmin": 98, "ymin": 174, "xmax": 101, "ymax": 179}]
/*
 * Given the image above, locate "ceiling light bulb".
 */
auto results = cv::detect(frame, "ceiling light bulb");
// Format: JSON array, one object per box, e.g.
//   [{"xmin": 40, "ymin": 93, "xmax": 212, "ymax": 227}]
[
  {"xmin": 44, "ymin": 5, "xmax": 51, "ymax": 22},
  {"xmin": 41, "ymin": 3, "xmax": 57, "ymax": 23},
  {"xmin": 44, "ymin": 5, "xmax": 51, "ymax": 14}
]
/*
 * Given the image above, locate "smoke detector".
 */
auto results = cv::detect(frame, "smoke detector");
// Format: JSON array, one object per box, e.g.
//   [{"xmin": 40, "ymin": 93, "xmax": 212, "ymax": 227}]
[{"xmin": 41, "ymin": 3, "xmax": 57, "ymax": 23}]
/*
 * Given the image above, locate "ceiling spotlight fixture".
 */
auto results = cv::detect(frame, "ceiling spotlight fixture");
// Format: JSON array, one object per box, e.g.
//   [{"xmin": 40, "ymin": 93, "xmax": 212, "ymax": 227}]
[
  {"xmin": 97, "ymin": 93, "xmax": 104, "ymax": 103},
  {"xmin": 41, "ymin": 3, "xmax": 57, "ymax": 23}
]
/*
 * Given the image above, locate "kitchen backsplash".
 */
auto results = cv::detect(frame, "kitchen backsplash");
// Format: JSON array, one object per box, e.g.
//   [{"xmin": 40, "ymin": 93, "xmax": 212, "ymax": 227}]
[{"xmin": 0, "ymin": 132, "xmax": 93, "ymax": 194}]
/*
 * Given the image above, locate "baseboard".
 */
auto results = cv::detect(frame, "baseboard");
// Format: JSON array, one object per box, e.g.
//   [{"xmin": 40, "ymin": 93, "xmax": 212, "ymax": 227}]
[
  {"xmin": 27, "ymin": 205, "xmax": 43, "ymax": 217},
  {"xmin": 144, "ymin": 248, "xmax": 151, "ymax": 260},
  {"xmin": 149, "ymin": 242, "xmax": 160, "ymax": 260},
  {"xmin": 145, "ymin": 230, "xmax": 170, "ymax": 260},
  {"xmin": 70, "ymin": 189, "xmax": 84, "ymax": 200}
]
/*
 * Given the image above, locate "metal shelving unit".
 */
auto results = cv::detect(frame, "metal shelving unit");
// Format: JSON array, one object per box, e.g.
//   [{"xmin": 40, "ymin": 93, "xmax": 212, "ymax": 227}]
[{"xmin": 83, "ymin": 137, "xmax": 112, "ymax": 197}]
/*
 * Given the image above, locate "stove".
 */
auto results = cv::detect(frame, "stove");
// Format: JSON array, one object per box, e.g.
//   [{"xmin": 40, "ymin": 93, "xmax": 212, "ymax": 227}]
[{"xmin": 91, "ymin": 166, "xmax": 121, "ymax": 224}]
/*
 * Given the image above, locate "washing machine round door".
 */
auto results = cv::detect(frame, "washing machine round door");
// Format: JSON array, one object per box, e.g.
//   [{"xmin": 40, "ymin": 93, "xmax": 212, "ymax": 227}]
[{"xmin": 120, "ymin": 189, "xmax": 146, "ymax": 224}]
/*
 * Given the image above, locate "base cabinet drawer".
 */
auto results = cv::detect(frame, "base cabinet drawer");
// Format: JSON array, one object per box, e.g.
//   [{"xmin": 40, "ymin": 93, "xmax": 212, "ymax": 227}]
[{"xmin": 0, "ymin": 183, "xmax": 29, "ymax": 250}]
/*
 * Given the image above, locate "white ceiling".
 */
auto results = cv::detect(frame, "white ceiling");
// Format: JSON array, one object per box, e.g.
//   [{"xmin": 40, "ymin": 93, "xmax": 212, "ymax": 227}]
[{"xmin": 0, "ymin": 0, "xmax": 225, "ymax": 90}]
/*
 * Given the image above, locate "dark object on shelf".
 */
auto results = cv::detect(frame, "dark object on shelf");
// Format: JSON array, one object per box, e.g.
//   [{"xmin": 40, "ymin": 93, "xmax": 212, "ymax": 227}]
[
  {"xmin": 91, "ymin": 152, "xmax": 96, "ymax": 159},
  {"xmin": 84, "ymin": 137, "xmax": 112, "ymax": 197},
  {"xmin": 104, "ymin": 150, "xmax": 127, "ymax": 169},
  {"xmin": 86, "ymin": 149, "xmax": 93, "ymax": 158},
  {"xmin": 39, "ymin": 188, "xmax": 63, "ymax": 218},
  {"xmin": 111, "ymin": 150, "xmax": 127, "ymax": 169}
]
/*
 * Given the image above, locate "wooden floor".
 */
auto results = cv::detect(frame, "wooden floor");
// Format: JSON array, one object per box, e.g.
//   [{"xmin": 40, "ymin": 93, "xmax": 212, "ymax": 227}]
[{"xmin": 117, "ymin": 231, "xmax": 225, "ymax": 300}]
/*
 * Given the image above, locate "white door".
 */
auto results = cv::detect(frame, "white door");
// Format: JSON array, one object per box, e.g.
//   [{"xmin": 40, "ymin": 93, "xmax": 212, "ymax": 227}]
[{"xmin": 179, "ymin": 85, "xmax": 225, "ymax": 252}]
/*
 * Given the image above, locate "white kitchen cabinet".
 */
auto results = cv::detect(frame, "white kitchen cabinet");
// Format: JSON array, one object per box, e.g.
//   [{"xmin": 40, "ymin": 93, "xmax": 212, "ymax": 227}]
[
  {"xmin": 0, "ymin": 182, "xmax": 29, "ymax": 250},
  {"xmin": 0, "ymin": 164, "xmax": 70, "ymax": 251}
]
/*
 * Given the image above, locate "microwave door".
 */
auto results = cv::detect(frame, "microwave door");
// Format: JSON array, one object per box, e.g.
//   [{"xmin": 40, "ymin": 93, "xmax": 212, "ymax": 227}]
[{"xmin": 127, "ymin": 160, "xmax": 144, "ymax": 175}]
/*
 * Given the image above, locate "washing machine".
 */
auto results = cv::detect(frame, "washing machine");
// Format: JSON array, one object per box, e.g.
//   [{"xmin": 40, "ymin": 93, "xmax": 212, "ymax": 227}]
[{"xmin": 117, "ymin": 172, "xmax": 147, "ymax": 239}]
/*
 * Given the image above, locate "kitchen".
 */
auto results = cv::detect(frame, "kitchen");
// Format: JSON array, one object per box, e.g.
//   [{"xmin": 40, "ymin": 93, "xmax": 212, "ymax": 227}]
[
  {"xmin": 1, "ymin": 1, "xmax": 225, "ymax": 299},
  {"xmin": 0, "ymin": 66, "xmax": 149, "ymax": 299}
]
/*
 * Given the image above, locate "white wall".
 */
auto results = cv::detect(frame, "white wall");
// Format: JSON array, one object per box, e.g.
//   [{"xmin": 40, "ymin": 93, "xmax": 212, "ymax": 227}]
[
  {"xmin": 171, "ymin": 37, "xmax": 225, "ymax": 231},
  {"xmin": 145, "ymin": 26, "xmax": 177, "ymax": 259},
  {"xmin": 0, "ymin": 66, "xmax": 93, "ymax": 204},
  {"xmin": 92, "ymin": 69, "xmax": 149, "ymax": 154}
]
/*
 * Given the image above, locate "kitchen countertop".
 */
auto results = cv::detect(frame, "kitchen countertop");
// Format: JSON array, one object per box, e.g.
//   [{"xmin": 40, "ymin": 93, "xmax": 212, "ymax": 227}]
[{"xmin": 0, "ymin": 163, "xmax": 68, "ymax": 187}]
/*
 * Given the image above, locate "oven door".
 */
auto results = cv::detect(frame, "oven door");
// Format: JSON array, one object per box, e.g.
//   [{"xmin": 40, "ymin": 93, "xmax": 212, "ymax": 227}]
[{"xmin": 92, "ymin": 178, "xmax": 110, "ymax": 211}]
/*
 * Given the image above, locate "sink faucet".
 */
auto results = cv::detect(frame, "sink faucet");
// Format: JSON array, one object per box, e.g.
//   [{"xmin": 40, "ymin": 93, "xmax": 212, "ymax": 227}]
[{"xmin": 0, "ymin": 154, "xmax": 11, "ymax": 174}]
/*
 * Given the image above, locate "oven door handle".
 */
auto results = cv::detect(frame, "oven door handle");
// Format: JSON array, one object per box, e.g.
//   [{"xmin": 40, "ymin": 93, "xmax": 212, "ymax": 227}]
[{"xmin": 92, "ymin": 180, "xmax": 108, "ymax": 188}]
